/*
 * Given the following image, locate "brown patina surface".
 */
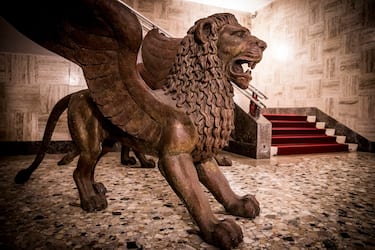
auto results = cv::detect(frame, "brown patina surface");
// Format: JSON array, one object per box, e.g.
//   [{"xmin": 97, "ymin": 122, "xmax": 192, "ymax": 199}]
[{"xmin": 2, "ymin": 0, "xmax": 266, "ymax": 248}]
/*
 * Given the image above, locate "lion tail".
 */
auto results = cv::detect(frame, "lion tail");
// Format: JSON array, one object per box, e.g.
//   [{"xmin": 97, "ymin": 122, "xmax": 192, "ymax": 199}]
[{"xmin": 15, "ymin": 93, "xmax": 73, "ymax": 184}]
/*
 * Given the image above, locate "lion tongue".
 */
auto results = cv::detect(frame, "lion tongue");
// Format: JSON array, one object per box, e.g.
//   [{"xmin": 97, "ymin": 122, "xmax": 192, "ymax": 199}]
[{"xmin": 233, "ymin": 63, "xmax": 243, "ymax": 73}]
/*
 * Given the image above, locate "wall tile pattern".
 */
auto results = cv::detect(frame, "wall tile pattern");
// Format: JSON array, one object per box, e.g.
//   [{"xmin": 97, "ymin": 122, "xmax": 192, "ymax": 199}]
[
  {"xmin": 251, "ymin": 0, "xmax": 375, "ymax": 141},
  {"xmin": 0, "ymin": 53, "xmax": 86, "ymax": 141},
  {"xmin": 121, "ymin": 0, "xmax": 251, "ymax": 37}
]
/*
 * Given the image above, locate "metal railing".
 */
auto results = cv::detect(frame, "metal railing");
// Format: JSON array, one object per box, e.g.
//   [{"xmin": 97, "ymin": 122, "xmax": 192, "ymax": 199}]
[
  {"xmin": 233, "ymin": 83, "xmax": 267, "ymax": 118},
  {"xmin": 120, "ymin": 0, "xmax": 173, "ymax": 37},
  {"xmin": 120, "ymin": 0, "xmax": 267, "ymax": 118}
]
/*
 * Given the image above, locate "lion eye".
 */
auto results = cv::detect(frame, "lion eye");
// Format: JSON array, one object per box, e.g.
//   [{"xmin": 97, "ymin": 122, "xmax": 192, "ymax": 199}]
[{"xmin": 233, "ymin": 31, "xmax": 246, "ymax": 38}]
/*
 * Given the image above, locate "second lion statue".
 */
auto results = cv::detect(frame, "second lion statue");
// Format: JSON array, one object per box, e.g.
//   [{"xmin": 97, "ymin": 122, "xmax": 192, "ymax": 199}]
[{"xmin": 3, "ymin": 0, "xmax": 266, "ymax": 249}]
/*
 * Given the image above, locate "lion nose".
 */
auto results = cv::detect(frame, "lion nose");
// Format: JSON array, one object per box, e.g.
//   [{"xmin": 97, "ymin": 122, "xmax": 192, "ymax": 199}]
[{"xmin": 257, "ymin": 39, "xmax": 267, "ymax": 51}]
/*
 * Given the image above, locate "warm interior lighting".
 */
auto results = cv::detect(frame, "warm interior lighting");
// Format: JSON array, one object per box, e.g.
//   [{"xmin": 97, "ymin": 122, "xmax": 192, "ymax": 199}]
[
  {"xmin": 184, "ymin": 0, "xmax": 272, "ymax": 12},
  {"xmin": 273, "ymin": 43, "xmax": 291, "ymax": 62}
]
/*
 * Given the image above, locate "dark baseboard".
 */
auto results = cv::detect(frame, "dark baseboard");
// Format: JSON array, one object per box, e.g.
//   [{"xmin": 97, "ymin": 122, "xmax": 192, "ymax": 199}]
[
  {"xmin": 224, "ymin": 140, "xmax": 256, "ymax": 158},
  {"xmin": 0, "ymin": 141, "xmax": 124, "ymax": 156},
  {"xmin": 0, "ymin": 141, "xmax": 75, "ymax": 156}
]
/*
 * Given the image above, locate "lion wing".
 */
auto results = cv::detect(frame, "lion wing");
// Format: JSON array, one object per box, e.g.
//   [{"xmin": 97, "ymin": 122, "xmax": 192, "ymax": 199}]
[
  {"xmin": 1, "ymin": 0, "xmax": 164, "ymax": 141},
  {"xmin": 140, "ymin": 29, "xmax": 181, "ymax": 89}
]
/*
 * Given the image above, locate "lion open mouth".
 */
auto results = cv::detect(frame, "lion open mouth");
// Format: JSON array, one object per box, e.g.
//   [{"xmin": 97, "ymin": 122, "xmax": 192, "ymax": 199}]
[{"xmin": 229, "ymin": 58, "xmax": 258, "ymax": 89}]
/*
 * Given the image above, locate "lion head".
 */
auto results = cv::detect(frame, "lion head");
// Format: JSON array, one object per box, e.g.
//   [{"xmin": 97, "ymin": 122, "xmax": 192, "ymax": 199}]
[{"xmin": 164, "ymin": 13, "xmax": 266, "ymax": 162}]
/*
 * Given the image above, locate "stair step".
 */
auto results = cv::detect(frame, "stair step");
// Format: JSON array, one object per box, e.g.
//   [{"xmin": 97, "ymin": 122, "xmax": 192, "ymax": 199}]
[
  {"xmin": 263, "ymin": 114, "xmax": 307, "ymax": 121},
  {"xmin": 347, "ymin": 143, "xmax": 358, "ymax": 152},
  {"xmin": 336, "ymin": 135, "xmax": 346, "ymax": 144},
  {"xmin": 272, "ymin": 127, "xmax": 326, "ymax": 135},
  {"xmin": 325, "ymin": 128, "xmax": 335, "ymax": 136},
  {"xmin": 307, "ymin": 115, "xmax": 316, "ymax": 123},
  {"xmin": 272, "ymin": 134, "xmax": 337, "ymax": 144},
  {"xmin": 271, "ymin": 120, "xmax": 316, "ymax": 128},
  {"xmin": 274, "ymin": 143, "xmax": 349, "ymax": 155},
  {"xmin": 265, "ymin": 113, "xmax": 350, "ymax": 156},
  {"xmin": 271, "ymin": 146, "xmax": 278, "ymax": 156},
  {"xmin": 316, "ymin": 122, "xmax": 325, "ymax": 129}
]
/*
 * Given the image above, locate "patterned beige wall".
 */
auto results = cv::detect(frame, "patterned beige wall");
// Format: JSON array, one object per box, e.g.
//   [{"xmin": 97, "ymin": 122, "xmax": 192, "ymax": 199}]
[
  {"xmin": 251, "ymin": 0, "xmax": 375, "ymax": 141},
  {"xmin": 121, "ymin": 0, "xmax": 251, "ymax": 37},
  {"xmin": 0, "ymin": 1, "xmax": 251, "ymax": 142},
  {"xmin": 0, "ymin": 53, "xmax": 86, "ymax": 141}
]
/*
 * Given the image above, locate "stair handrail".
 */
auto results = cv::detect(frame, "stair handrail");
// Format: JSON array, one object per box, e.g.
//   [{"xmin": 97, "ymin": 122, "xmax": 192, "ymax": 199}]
[
  {"xmin": 232, "ymin": 84, "xmax": 267, "ymax": 109},
  {"xmin": 120, "ymin": 1, "xmax": 267, "ymax": 116},
  {"xmin": 248, "ymin": 84, "xmax": 268, "ymax": 100},
  {"xmin": 120, "ymin": 1, "xmax": 173, "ymax": 37}
]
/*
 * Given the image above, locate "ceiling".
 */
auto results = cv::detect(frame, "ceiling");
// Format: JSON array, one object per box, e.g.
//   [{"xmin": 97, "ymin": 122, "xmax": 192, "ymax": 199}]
[{"xmin": 184, "ymin": 0, "xmax": 273, "ymax": 12}]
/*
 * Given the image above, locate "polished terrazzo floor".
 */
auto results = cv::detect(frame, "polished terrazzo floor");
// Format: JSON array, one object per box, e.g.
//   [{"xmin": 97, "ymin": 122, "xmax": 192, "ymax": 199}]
[{"xmin": 0, "ymin": 151, "xmax": 374, "ymax": 249}]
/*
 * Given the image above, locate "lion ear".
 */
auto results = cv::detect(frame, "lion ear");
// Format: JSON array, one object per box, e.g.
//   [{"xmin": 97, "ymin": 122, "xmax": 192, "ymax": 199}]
[{"xmin": 194, "ymin": 20, "xmax": 213, "ymax": 44}]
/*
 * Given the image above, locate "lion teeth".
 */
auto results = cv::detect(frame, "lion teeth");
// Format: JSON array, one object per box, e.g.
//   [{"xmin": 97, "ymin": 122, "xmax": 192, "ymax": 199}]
[
  {"xmin": 241, "ymin": 63, "xmax": 250, "ymax": 73},
  {"xmin": 251, "ymin": 62, "xmax": 256, "ymax": 69}
]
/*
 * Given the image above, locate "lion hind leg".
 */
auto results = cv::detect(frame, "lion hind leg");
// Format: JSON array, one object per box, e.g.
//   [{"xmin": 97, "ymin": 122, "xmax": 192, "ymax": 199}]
[
  {"xmin": 196, "ymin": 160, "xmax": 260, "ymax": 219},
  {"xmin": 120, "ymin": 138, "xmax": 155, "ymax": 168},
  {"xmin": 68, "ymin": 91, "xmax": 108, "ymax": 212},
  {"xmin": 58, "ymin": 145, "xmax": 79, "ymax": 165},
  {"xmin": 120, "ymin": 145, "xmax": 137, "ymax": 165},
  {"xmin": 133, "ymin": 149, "xmax": 155, "ymax": 168},
  {"xmin": 73, "ymin": 151, "xmax": 107, "ymax": 212}
]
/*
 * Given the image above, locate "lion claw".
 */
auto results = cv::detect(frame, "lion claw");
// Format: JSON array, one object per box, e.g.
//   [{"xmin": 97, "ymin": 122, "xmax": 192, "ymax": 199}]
[
  {"xmin": 93, "ymin": 182, "xmax": 107, "ymax": 195},
  {"xmin": 207, "ymin": 218, "xmax": 243, "ymax": 250},
  {"xmin": 81, "ymin": 194, "xmax": 108, "ymax": 212},
  {"xmin": 226, "ymin": 194, "xmax": 260, "ymax": 218}
]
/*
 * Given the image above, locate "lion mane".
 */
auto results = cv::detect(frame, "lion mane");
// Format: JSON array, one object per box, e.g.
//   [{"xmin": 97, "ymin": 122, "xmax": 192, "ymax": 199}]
[{"xmin": 164, "ymin": 13, "xmax": 239, "ymax": 162}]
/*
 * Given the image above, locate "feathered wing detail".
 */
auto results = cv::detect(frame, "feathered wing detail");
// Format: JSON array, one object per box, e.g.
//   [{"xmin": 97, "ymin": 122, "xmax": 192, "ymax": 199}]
[
  {"xmin": 140, "ymin": 29, "xmax": 181, "ymax": 89},
  {"xmin": 1, "ymin": 0, "xmax": 163, "ymax": 142}
]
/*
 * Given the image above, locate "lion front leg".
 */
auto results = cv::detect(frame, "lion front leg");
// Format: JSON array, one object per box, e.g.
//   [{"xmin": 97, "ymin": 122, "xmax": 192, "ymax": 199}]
[
  {"xmin": 196, "ymin": 160, "xmax": 260, "ymax": 219},
  {"xmin": 159, "ymin": 153, "xmax": 243, "ymax": 249}
]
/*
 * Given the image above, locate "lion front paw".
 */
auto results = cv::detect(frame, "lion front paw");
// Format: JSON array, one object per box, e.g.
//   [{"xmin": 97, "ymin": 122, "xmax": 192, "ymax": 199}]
[
  {"xmin": 93, "ymin": 182, "xmax": 107, "ymax": 195},
  {"xmin": 214, "ymin": 156, "xmax": 232, "ymax": 166},
  {"xmin": 226, "ymin": 194, "xmax": 260, "ymax": 219},
  {"xmin": 81, "ymin": 194, "xmax": 108, "ymax": 212},
  {"xmin": 205, "ymin": 218, "xmax": 243, "ymax": 250}
]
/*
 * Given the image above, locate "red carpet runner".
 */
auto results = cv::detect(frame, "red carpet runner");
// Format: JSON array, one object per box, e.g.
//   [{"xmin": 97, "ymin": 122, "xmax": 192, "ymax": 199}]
[{"xmin": 263, "ymin": 114, "xmax": 349, "ymax": 155}]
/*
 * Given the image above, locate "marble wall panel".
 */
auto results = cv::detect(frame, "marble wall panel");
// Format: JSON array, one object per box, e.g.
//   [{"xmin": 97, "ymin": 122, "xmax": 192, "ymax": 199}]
[
  {"xmin": 252, "ymin": 0, "xmax": 375, "ymax": 141},
  {"xmin": 38, "ymin": 112, "xmax": 70, "ymax": 141},
  {"xmin": 6, "ymin": 54, "xmax": 37, "ymax": 85},
  {"xmin": 340, "ymin": 74, "xmax": 359, "ymax": 97},
  {"xmin": 307, "ymin": 79, "xmax": 322, "ymax": 98},
  {"xmin": 3, "ymin": 84, "xmax": 40, "ymax": 112},
  {"xmin": 121, "ymin": 0, "xmax": 251, "ymax": 37},
  {"xmin": 0, "ymin": 53, "xmax": 86, "ymax": 141},
  {"xmin": 23, "ymin": 112, "xmax": 39, "ymax": 141}
]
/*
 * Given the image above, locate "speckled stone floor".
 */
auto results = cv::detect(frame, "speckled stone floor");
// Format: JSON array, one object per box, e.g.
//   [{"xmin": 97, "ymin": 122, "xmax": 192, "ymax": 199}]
[{"xmin": 0, "ymin": 151, "xmax": 374, "ymax": 250}]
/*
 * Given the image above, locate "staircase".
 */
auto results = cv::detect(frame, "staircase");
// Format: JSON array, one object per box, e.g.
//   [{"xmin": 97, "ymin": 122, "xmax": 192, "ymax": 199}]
[{"xmin": 263, "ymin": 114, "xmax": 350, "ymax": 155}]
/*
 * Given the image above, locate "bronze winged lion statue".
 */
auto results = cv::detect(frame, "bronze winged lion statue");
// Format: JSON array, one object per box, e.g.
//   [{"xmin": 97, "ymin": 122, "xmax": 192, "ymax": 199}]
[{"xmin": 2, "ymin": 0, "xmax": 266, "ymax": 248}]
